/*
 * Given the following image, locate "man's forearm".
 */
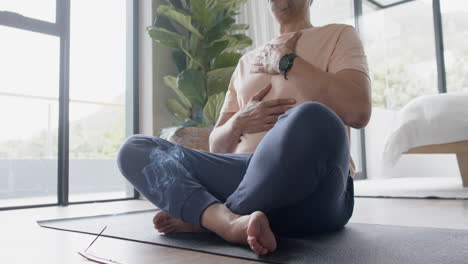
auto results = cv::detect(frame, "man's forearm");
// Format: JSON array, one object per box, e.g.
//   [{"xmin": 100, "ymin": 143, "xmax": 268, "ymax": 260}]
[
  {"xmin": 285, "ymin": 56, "xmax": 371, "ymax": 128},
  {"xmin": 209, "ymin": 114, "xmax": 243, "ymax": 153}
]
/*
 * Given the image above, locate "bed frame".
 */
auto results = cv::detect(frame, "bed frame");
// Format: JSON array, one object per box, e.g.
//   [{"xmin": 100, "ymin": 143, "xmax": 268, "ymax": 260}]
[{"xmin": 403, "ymin": 140, "xmax": 468, "ymax": 187}]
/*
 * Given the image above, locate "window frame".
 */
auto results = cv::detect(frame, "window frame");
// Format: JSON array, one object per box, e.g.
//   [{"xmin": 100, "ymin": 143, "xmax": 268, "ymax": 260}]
[
  {"xmin": 353, "ymin": 0, "xmax": 447, "ymax": 179},
  {"xmin": 0, "ymin": 0, "xmax": 140, "ymax": 211}
]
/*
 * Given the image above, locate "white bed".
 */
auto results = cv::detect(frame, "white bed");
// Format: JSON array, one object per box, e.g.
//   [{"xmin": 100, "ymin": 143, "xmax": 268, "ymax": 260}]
[{"xmin": 382, "ymin": 92, "xmax": 468, "ymax": 186}]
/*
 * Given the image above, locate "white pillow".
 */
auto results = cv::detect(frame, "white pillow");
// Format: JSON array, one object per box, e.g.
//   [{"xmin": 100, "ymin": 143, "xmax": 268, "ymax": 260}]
[{"xmin": 382, "ymin": 92, "xmax": 468, "ymax": 167}]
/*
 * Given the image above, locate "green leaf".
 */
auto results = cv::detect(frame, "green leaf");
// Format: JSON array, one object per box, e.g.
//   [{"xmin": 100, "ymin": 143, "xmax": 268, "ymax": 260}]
[
  {"xmin": 177, "ymin": 69, "xmax": 206, "ymax": 108},
  {"xmin": 191, "ymin": 0, "xmax": 213, "ymax": 27},
  {"xmin": 179, "ymin": 46, "xmax": 202, "ymax": 68},
  {"xmin": 213, "ymin": 0, "xmax": 248, "ymax": 13},
  {"xmin": 229, "ymin": 0, "xmax": 248, "ymax": 10},
  {"xmin": 207, "ymin": 67, "xmax": 235, "ymax": 95},
  {"xmin": 212, "ymin": 53, "xmax": 242, "ymax": 69},
  {"xmin": 163, "ymin": 75, "xmax": 178, "ymax": 90},
  {"xmin": 229, "ymin": 23, "xmax": 249, "ymax": 31},
  {"xmin": 147, "ymin": 26, "xmax": 184, "ymax": 49},
  {"xmin": 203, "ymin": 92, "xmax": 226, "ymax": 125},
  {"xmin": 167, "ymin": 0, "xmax": 187, "ymax": 10},
  {"xmin": 223, "ymin": 34, "xmax": 253, "ymax": 52},
  {"xmin": 172, "ymin": 50, "xmax": 187, "ymax": 72},
  {"xmin": 206, "ymin": 17, "xmax": 236, "ymax": 43},
  {"xmin": 166, "ymin": 99, "xmax": 190, "ymax": 121},
  {"xmin": 163, "ymin": 75, "xmax": 192, "ymax": 109},
  {"xmin": 154, "ymin": 15, "xmax": 177, "ymax": 33},
  {"xmin": 205, "ymin": 40, "xmax": 229, "ymax": 63},
  {"xmin": 156, "ymin": 5, "xmax": 203, "ymax": 39},
  {"xmin": 189, "ymin": 34, "xmax": 201, "ymax": 61}
]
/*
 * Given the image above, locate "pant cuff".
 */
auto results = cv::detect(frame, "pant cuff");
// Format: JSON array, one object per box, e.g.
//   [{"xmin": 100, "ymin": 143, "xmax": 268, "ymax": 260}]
[{"xmin": 180, "ymin": 188, "xmax": 220, "ymax": 228}]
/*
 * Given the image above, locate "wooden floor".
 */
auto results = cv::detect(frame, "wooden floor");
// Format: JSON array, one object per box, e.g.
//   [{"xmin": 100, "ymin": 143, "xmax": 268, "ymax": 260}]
[{"xmin": 2, "ymin": 197, "xmax": 468, "ymax": 264}]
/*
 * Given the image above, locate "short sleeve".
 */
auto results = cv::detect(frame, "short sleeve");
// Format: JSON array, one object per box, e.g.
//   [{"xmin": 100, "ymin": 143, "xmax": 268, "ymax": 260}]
[
  {"xmin": 328, "ymin": 26, "xmax": 369, "ymax": 76},
  {"xmin": 219, "ymin": 65, "xmax": 240, "ymax": 113}
]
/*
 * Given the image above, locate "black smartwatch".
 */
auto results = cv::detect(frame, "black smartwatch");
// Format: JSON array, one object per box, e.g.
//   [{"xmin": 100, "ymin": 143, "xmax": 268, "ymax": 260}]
[{"xmin": 278, "ymin": 53, "xmax": 298, "ymax": 80}]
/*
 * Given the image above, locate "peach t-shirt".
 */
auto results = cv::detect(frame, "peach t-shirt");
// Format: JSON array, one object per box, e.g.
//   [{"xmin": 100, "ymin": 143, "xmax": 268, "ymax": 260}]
[{"xmin": 219, "ymin": 24, "xmax": 369, "ymax": 176}]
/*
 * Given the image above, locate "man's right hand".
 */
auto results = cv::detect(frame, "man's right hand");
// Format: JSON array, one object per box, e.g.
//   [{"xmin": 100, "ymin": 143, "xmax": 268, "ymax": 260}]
[{"xmin": 233, "ymin": 83, "xmax": 296, "ymax": 134}]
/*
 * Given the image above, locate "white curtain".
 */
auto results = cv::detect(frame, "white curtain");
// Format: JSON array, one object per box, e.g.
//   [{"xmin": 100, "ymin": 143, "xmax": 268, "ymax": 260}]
[{"xmin": 237, "ymin": 1, "xmax": 280, "ymax": 50}]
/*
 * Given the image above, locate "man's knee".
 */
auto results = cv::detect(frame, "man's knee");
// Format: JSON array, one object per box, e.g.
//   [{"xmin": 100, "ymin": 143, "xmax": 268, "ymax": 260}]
[
  {"xmin": 116, "ymin": 134, "xmax": 151, "ymax": 180},
  {"xmin": 292, "ymin": 101, "xmax": 343, "ymax": 125},
  {"xmin": 287, "ymin": 102, "xmax": 347, "ymax": 146}
]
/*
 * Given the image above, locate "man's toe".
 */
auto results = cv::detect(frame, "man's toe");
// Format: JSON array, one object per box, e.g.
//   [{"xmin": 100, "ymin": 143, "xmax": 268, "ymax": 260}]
[{"xmin": 248, "ymin": 236, "xmax": 263, "ymax": 253}]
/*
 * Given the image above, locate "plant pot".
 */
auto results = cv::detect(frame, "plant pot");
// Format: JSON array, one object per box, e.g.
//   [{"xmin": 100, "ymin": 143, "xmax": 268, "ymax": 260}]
[{"xmin": 159, "ymin": 126, "xmax": 214, "ymax": 151}]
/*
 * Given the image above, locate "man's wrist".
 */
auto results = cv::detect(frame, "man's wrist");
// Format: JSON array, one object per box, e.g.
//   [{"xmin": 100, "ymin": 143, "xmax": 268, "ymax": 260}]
[
  {"xmin": 287, "ymin": 55, "xmax": 303, "ymax": 75},
  {"xmin": 230, "ymin": 114, "xmax": 244, "ymax": 136}
]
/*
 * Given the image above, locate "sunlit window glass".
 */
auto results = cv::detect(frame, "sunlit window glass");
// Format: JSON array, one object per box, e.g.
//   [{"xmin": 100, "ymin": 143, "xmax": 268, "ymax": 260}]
[
  {"xmin": 68, "ymin": 0, "xmax": 132, "ymax": 202},
  {"xmin": 440, "ymin": 0, "xmax": 468, "ymax": 93},
  {"xmin": 0, "ymin": 26, "xmax": 59, "ymax": 207}
]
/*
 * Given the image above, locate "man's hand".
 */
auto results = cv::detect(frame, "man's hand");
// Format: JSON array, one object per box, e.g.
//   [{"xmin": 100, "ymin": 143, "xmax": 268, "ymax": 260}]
[
  {"xmin": 250, "ymin": 31, "xmax": 302, "ymax": 75},
  {"xmin": 233, "ymin": 83, "xmax": 296, "ymax": 134}
]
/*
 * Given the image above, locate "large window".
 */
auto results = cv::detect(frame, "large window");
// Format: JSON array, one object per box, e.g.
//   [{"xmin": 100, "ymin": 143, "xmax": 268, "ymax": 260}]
[
  {"xmin": 362, "ymin": 0, "xmax": 438, "ymax": 110},
  {"xmin": 359, "ymin": 0, "xmax": 443, "ymax": 180},
  {"xmin": 310, "ymin": 0, "xmax": 457, "ymax": 180},
  {"xmin": 0, "ymin": 0, "xmax": 138, "ymax": 209},
  {"xmin": 440, "ymin": 1, "xmax": 468, "ymax": 93}
]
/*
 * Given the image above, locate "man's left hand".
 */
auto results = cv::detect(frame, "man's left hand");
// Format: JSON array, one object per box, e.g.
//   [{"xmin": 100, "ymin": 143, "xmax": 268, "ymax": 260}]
[{"xmin": 250, "ymin": 31, "xmax": 302, "ymax": 75}]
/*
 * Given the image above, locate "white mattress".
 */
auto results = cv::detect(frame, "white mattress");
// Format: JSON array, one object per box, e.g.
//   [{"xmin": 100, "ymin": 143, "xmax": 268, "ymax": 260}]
[{"xmin": 382, "ymin": 92, "xmax": 468, "ymax": 167}]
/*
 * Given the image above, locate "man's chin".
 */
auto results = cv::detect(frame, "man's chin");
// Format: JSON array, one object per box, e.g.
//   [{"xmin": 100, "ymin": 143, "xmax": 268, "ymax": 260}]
[{"xmin": 271, "ymin": 7, "xmax": 291, "ymax": 16}]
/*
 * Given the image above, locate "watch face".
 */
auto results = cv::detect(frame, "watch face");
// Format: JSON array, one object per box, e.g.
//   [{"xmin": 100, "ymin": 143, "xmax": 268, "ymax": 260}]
[{"xmin": 279, "ymin": 56, "xmax": 289, "ymax": 72}]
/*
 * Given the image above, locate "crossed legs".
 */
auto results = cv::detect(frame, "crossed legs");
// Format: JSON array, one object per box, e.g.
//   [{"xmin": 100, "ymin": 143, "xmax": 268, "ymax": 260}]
[{"xmin": 117, "ymin": 102, "xmax": 353, "ymax": 254}]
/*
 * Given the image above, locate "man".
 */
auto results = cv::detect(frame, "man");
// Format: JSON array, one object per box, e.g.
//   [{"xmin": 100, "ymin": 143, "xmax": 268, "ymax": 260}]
[{"xmin": 117, "ymin": 0, "xmax": 371, "ymax": 255}]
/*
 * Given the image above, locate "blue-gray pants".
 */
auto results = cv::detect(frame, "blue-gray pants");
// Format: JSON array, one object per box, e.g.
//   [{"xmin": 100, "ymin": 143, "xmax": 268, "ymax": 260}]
[{"xmin": 117, "ymin": 102, "xmax": 354, "ymax": 237}]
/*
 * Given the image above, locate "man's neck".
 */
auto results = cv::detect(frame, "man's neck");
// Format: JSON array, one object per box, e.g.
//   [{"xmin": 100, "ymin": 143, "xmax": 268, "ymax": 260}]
[{"xmin": 279, "ymin": 20, "xmax": 313, "ymax": 34}]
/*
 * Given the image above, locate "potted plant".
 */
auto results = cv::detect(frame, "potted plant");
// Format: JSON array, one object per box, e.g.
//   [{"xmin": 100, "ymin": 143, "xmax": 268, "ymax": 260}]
[{"xmin": 147, "ymin": 0, "xmax": 252, "ymax": 151}]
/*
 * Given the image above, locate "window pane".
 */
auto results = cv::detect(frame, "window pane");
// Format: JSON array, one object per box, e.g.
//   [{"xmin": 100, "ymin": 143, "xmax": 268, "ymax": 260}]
[
  {"xmin": 69, "ymin": 0, "xmax": 132, "ymax": 202},
  {"xmin": 441, "ymin": 1, "xmax": 468, "ymax": 93},
  {"xmin": 1, "ymin": 0, "xmax": 56, "ymax": 22},
  {"xmin": 0, "ymin": 27, "xmax": 59, "ymax": 207},
  {"xmin": 360, "ymin": 0, "xmax": 441, "ymax": 181},
  {"xmin": 361, "ymin": 0, "xmax": 438, "ymax": 110},
  {"xmin": 0, "ymin": 26, "xmax": 59, "ymax": 97},
  {"xmin": 310, "ymin": 0, "xmax": 354, "ymax": 26}
]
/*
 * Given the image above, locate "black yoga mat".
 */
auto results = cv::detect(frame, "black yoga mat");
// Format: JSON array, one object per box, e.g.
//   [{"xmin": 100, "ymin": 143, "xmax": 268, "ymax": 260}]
[{"xmin": 37, "ymin": 209, "xmax": 468, "ymax": 264}]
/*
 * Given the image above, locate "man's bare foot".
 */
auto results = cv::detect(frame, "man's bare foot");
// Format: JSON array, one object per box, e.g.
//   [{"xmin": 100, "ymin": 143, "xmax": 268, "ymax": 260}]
[
  {"xmin": 224, "ymin": 211, "xmax": 277, "ymax": 255},
  {"xmin": 153, "ymin": 210, "xmax": 207, "ymax": 234}
]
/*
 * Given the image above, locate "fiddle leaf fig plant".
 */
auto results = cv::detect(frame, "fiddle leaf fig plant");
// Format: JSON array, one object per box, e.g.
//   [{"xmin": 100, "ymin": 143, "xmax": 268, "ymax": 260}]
[{"xmin": 147, "ymin": 0, "xmax": 252, "ymax": 127}]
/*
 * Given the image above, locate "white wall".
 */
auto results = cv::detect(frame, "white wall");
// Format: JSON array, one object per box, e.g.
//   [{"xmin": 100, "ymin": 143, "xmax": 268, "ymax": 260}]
[{"xmin": 138, "ymin": 0, "xmax": 178, "ymax": 137}]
